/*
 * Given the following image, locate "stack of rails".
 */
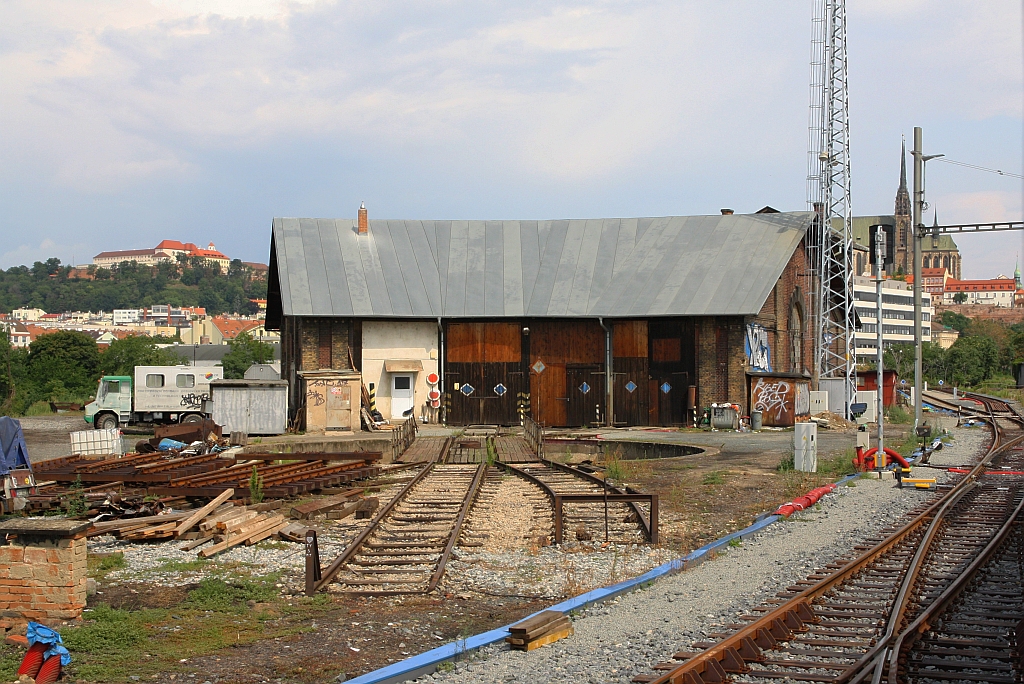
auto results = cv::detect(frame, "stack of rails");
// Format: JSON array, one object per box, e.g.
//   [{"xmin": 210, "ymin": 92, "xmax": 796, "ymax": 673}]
[
  {"xmin": 501, "ymin": 459, "xmax": 653, "ymax": 543},
  {"xmin": 629, "ymin": 390, "xmax": 1024, "ymax": 684},
  {"xmin": 32, "ymin": 451, "xmax": 382, "ymax": 498}
]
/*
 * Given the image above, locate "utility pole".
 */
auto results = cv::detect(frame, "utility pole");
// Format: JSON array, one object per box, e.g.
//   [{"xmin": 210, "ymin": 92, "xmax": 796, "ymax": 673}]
[
  {"xmin": 912, "ymin": 127, "xmax": 923, "ymax": 429},
  {"xmin": 875, "ymin": 225, "xmax": 885, "ymax": 459}
]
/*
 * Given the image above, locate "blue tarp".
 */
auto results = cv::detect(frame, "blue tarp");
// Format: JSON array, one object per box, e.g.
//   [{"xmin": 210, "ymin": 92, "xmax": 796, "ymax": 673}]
[
  {"xmin": 0, "ymin": 416, "xmax": 31, "ymax": 476},
  {"xmin": 27, "ymin": 621, "xmax": 71, "ymax": 666}
]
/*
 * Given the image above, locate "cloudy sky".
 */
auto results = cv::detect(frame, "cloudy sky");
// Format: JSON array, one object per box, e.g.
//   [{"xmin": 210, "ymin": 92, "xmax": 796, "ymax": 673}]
[{"xmin": 1, "ymin": 0, "xmax": 1021, "ymax": 279}]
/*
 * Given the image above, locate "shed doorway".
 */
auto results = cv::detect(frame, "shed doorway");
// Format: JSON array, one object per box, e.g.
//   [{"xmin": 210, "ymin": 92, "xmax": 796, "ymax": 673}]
[{"xmin": 391, "ymin": 374, "xmax": 414, "ymax": 419}]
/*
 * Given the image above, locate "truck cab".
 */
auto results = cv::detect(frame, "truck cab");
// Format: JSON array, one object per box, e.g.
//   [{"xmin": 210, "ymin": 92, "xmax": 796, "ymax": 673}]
[{"xmin": 85, "ymin": 376, "xmax": 132, "ymax": 430}]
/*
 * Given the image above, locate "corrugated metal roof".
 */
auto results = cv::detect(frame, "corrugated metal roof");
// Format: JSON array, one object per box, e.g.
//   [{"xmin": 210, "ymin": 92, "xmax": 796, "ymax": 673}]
[{"xmin": 268, "ymin": 212, "xmax": 812, "ymax": 320}]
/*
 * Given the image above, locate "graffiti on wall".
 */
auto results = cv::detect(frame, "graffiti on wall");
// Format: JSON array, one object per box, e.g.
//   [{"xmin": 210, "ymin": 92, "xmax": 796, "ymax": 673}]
[
  {"xmin": 751, "ymin": 376, "xmax": 811, "ymax": 427},
  {"xmin": 752, "ymin": 378, "xmax": 789, "ymax": 422},
  {"xmin": 745, "ymin": 323, "xmax": 772, "ymax": 372}
]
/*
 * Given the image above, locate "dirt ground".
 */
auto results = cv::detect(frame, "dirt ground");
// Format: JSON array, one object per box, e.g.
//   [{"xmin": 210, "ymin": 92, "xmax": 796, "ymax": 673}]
[
  {"xmin": 608, "ymin": 426, "xmax": 909, "ymax": 553},
  {"xmin": 17, "ymin": 413, "xmax": 93, "ymax": 463}
]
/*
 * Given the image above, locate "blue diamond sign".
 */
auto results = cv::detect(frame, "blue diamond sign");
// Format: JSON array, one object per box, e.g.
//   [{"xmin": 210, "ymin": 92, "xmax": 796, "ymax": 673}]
[
  {"xmin": 579, "ymin": 382, "xmax": 590, "ymax": 394},
  {"xmin": 460, "ymin": 384, "xmax": 475, "ymax": 396},
  {"xmin": 661, "ymin": 382, "xmax": 672, "ymax": 394},
  {"xmin": 532, "ymin": 360, "xmax": 546, "ymax": 374},
  {"xmin": 494, "ymin": 383, "xmax": 507, "ymax": 397},
  {"xmin": 624, "ymin": 380, "xmax": 637, "ymax": 393}
]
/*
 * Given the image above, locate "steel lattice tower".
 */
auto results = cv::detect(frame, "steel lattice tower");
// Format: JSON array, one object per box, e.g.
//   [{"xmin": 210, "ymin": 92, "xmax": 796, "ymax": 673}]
[{"xmin": 807, "ymin": 0, "xmax": 854, "ymax": 418}]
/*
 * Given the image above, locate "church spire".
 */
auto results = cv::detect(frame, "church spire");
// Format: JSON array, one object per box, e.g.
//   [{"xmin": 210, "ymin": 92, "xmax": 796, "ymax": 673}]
[
  {"xmin": 894, "ymin": 139, "xmax": 911, "ymax": 216},
  {"xmin": 899, "ymin": 139, "xmax": 908, "ymax": 191}
]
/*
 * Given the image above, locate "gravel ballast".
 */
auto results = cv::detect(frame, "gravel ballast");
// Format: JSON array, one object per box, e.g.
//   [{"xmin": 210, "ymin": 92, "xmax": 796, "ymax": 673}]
[{"xmin": 418, "ymin": 426, "xmax": 984, "ymax": 684}]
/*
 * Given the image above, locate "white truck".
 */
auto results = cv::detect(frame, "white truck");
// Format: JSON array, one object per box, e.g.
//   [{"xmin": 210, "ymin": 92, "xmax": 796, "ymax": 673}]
[{"xmin": 84, "ymin": 365, "xmax": 224, "ymax": 430}]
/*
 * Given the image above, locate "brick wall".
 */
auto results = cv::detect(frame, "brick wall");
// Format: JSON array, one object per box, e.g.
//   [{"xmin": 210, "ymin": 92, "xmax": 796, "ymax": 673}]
[
  {"xmin": 752, "ymin": 238, "xmax": 813, "ymax": 377},
  {"xmin": 0, "ymin": 535, "xmax": 87, "ymax": 621},
  {"xmin": 297, "ymin": 318, "xmax": 353, "ymax": 372}
]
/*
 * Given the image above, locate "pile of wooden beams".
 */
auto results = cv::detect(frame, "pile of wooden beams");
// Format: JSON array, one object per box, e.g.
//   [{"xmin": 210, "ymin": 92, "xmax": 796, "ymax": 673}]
[{"xmin": 505, "ymin": 611, "xmax": 574, "ymax": 651}]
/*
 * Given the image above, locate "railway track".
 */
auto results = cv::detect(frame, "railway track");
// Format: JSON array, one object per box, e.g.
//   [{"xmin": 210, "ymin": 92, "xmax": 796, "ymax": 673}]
[
  {"xmin": 306, "ymin": 425, "xmax": 660, "ymax": 594},
  {"xmin": 631, "ymin": 391, "xmax": 1024, "ymax": 684},
  {"xmin": 499, "ymin": 459, "xmax": 657, "ymax": 545}
]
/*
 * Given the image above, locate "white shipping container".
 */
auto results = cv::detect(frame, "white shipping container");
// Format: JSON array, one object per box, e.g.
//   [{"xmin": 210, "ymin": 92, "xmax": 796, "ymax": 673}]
[{"xmin": 70, "ymin": 428, "xmax": 124, "ymax": 456}]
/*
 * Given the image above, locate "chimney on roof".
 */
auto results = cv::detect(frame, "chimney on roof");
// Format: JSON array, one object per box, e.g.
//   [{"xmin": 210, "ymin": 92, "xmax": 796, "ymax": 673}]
[
  {"xmin": 358, "ymin": 202, "xmax": 368, "ymax": 234},
  {"xmin": 720, "ymin": 208, "xmax": 734, "ymax": 215}
]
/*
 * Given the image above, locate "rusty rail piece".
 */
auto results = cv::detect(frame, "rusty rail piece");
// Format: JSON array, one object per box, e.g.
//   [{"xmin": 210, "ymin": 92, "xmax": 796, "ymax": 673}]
[
  {"xmin": 309, "ymin": 438, "xmax": 492, "ymax": 595},
  {"xmin": 497, "ymin": 459, "xmax": 657, "ymax": 544},
  {"xmin": 632, "ymin": 391, "xmax": 1024, "ymax": 684}
]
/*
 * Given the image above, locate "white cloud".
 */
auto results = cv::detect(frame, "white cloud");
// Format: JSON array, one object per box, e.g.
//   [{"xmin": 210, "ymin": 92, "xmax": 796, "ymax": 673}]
[
  {"xmin": 0, "ymin": 0, "xmax": 1020, "ymax": 274},
  {"xmin": 0, "ymin": 238, "xmax": 92, "ymax": 270}
]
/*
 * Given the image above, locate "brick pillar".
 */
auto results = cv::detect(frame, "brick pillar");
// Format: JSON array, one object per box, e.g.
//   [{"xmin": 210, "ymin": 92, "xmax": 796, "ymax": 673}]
[{"xmin": 0, "ymin": 520, "xmax": 89, "ymax": 624}]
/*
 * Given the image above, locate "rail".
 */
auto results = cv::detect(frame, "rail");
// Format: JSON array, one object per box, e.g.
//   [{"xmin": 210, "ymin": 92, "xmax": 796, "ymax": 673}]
[
  {"xmin": 497, "ymin": 459, "xmax": 657, "ymax": 544},
  {"xmin": 635, "ymin": 390, "xmax": 1024, "ymax": 684},
  {"xmin": 306, "ymin": 436, "xmax": 456, "ymax": 594}
]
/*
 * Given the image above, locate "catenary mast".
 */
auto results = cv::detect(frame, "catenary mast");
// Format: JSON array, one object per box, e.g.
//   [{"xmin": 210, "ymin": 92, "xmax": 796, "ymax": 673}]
[{"xmin": 807, "ymin": 0, "xmax": 854, "ymax": 418}]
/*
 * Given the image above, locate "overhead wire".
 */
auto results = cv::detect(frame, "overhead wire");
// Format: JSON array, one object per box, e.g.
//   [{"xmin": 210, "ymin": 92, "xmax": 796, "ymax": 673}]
[{"xmin": 932, "ymin": 157, "xmax": 1024, "ymax": 179}]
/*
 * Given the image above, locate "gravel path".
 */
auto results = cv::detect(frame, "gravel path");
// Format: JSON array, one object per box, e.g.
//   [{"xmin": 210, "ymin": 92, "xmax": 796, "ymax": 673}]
[{"xmin": 420, "ymin": 426, "xmax": 984, "ymax": 684}]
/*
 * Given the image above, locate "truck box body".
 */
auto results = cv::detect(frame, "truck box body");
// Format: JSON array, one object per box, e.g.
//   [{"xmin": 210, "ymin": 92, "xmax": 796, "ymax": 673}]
[{"xmin": 133, "ymin": 366, "xmax": 223, "ymax": 413}]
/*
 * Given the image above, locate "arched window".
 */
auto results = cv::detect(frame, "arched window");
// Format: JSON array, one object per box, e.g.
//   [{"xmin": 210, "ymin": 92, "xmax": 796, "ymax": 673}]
[
  {"xmin": 943, "ymin": 255, "xmax": 950, "ymax": 269},
  {"xmin": 923, "ymin": 256, "xmax": 931, "ymax": 268}
]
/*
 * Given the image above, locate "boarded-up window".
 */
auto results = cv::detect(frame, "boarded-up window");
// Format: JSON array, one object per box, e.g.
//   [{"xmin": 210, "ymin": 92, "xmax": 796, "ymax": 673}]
[
  {"xmin": 613, "ymin": 321, "xmax": 648, "ymax": 358},
  {"xmin": 318, "ymin": 320, "xmax": 332, "ymax": 368},
  {"xmin": 447, "ymin": 323, "xmax": 520, "ymax": 362},
  {"xmin": 651, "ymin": 338, "xmax": 681, "ymax": 363}
]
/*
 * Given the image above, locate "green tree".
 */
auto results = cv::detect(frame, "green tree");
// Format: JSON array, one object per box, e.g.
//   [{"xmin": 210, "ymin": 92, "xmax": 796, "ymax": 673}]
[
  {"xmin": 940, "ymin": 310, "xmax": 971, "ymax": 333},
  {"xmin": 99, "ymin": 335, "xmax": 178, "ymax": 377},
  {"xmin": 952, "ymin": 292, "xmax": 968, "ymax": 304},
  {"xmin": 221, "ymin": 332, "xmax": 274, "ymax": 379},
  {"xmin": 946, "ymin": 335, "xmax": 999, "ymax": 386},
  {"xmin": 27, "ymin": 331, "xmax": 100, "ymax": 402},
  {"xmin": 922, "ymin": 342, "xmax": 949, "ymax": 386},
  {"xmin": 883, "ymin": 342, "xmax": 915, "ymax": 381},
  {"xmin": 0, "ymin": 328, "xmax": 14, "ymax": 413}
]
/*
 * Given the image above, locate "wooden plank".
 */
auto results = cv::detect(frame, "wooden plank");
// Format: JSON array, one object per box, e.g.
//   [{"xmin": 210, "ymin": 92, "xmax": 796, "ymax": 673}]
[
  {"xmin": 507, "ymin": 625, "xmax": 574, "ymax": 651},
  {"xmin": 180, "ymin": 536, "xmax": 214, "ymax": 551},
  {"xmin": 289, "ymin": 492, "xmax": 358, "ymax": 519},
  {"xmin": 198, "ymin": 514, "xmax": 285, "ymax": 557},
  {"xmin": 245, "ymin": 521, "xmax": 290, "ymax": 546},
  {"xmin": 198, "ymin": 505, "xmax": 249, "ymax": 531},
  {"xmin": 217, "ymin": 511, "xmax": 260, "ymax": 532},
  {"xmin": 509, "ymin": 610, "xmax": 563, "ymax": 634},
  {"xmin": 89, "ymin": 511, "xmax": 189, "ymax": 535},
  {"xmin": 510, "ymin": 616, "xmax": 571, "ymax": 642},
  {"xmin": 326, "ymin": 502, "xmax": 361, "ymax": 520},
  {"xmin": 172, "ymin": 489, "xmax": 235, "ymax": 537}
]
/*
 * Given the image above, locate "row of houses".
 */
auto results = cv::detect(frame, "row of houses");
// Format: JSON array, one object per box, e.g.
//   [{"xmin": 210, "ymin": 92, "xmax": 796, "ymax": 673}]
[{"xmin": 916, "ymin": 267, "xmax": 1021, "ymax": 308}]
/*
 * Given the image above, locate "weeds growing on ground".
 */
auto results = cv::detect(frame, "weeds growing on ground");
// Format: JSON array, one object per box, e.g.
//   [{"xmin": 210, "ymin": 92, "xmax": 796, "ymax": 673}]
[
  {"xmin": 702, "ymin": 471, "xmax": 726, "ymax": 485},
  {"xmin": 603, "ymin": 448, "xmax": 627, "ymax": 481},
  {"xmin": 248, "ymin": 466, "xmax": 264, "ymax": 504},
  {"xmin": 885, "ymin": 405, "xmax": 912, "ymax": 424},
  {"xmin": 65, "ymin": 476, "xmax": 88, "ymax": 517}
]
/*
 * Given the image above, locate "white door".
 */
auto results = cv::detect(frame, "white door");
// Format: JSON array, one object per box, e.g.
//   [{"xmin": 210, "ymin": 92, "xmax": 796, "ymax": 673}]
[{"xmin": 391, "ymin": 374, "xmax": 414, "ymax": 419}]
